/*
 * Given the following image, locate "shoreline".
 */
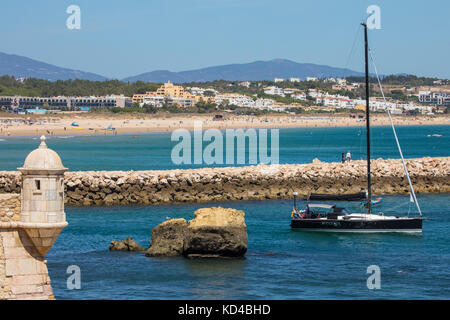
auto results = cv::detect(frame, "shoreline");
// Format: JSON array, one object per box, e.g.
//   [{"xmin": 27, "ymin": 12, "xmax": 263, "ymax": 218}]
[
  {"xmin": 0, "ymin": 113, "xmax": 449, "ymax": 138},
  {"xmin": 0, "ymin": 123, "xmax": 448, "ymax": 140}
]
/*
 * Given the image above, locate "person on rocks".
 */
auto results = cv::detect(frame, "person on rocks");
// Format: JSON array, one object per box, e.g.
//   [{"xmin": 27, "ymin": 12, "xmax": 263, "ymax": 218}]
[
  {"xmin": 341, "ymin": 151, "xmax": 346, "ymax": 163},
  {"xmin": 346, "ymin": 151, "xmax": 352, "ymax": 162}
]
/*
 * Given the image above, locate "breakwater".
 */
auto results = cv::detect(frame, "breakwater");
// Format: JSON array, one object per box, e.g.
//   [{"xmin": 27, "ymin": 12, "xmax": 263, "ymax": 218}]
[{"xmin": 0, "ymin": 157, "xmax": 449, "ymax": 206}]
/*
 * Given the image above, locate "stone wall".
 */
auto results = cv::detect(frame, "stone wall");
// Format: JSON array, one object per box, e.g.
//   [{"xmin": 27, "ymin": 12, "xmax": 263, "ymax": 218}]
[
  {"xmin": 0, "ymin": 157, "xmax": 449, "ymax": 206},
  {"xmin": 0, "ymin": 194, "xmax": 20, "ymax": 223},
  {"xmin": 0, "ymin": 194, "xmax": 54, "ymax": 300},
  {"xmin": 0, "ymin": 175, "xmax": 20, "ymax": 194}
]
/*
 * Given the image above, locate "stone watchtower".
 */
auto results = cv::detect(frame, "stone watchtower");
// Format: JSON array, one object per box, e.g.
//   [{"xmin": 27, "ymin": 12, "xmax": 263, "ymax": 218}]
[
  {"xmin": 0, "ymin": 136, "xmax": 67, "ymax": 300},
  {"xmin": 18, "ymin": 136, "xmax": 68, "ymax": 256}
]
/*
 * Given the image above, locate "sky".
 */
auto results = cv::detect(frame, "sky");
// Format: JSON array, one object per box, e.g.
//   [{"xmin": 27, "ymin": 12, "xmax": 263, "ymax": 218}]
[{"xmin": 0, "ymin": 0, "xmax": 449, "ymax": 79}]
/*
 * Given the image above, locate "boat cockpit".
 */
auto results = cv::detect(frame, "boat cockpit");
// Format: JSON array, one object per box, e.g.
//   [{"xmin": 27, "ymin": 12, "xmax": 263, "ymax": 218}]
[{"xmin": 295, "ymin": 204, "xmax": 350, "ymax": 220}]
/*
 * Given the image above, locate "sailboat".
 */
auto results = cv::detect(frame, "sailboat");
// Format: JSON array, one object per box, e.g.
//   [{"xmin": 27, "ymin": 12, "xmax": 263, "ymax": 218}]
[{"xmin": 290, "ymin": 23, "xmax": 423, "ymax": 233}]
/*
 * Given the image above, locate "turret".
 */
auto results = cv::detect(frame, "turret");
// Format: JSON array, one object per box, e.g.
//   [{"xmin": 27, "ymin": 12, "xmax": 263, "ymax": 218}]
[{"xmin": 17, "ymin": 136, "xmax": 68, "ymax": 256}]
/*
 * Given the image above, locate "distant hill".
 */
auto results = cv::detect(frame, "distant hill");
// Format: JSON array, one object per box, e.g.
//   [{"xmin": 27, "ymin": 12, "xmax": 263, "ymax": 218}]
[
  {"xmin": 0, "ymin": 52, "xmax": 108, "ymax": 81},
  {"xmin": 122, "ymin": 59, "xmax": 365, "ymax": 83},
  {"xmin": 0, "ymin": 53, "xmax": 366, "ymax": 83}
]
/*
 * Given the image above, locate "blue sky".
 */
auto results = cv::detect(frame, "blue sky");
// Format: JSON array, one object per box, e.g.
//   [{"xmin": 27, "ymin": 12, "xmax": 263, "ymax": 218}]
[{"xmin": 1, "ymin": 0, "xmax": 449, "ymax": 79}]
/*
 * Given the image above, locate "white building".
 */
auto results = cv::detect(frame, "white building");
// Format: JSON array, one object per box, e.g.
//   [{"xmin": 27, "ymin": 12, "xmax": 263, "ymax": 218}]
[
  {"xmin": 292, "ymin": 92, "xmax": 307, "ymax": 101},
  {"xmin": 419, "ymin": 91, "xmax": 450, "ymax": 106},
  {"xmin": 308, "ymin": 90, "xmax": 320, "ymax": 98},
  {"xmin": 283, "ymin": 88, "xmax": 298, "ymax": 95},
  {"xmin": 289, "ymin": 78, "xmax": 301, "ymax": 83},
  {"xmin": 255, "ymin": 99, "xmax": 275, "ymax": 109},
  {"xmin": 141, "ymin": 95, "xmax": 165, "ymax": 107},
  {"xmin": 255, "ymin": 100, "xmax": 286, "ymax": 112},
  {"xmin": 268, "ymin": 105, "xmax": 288, "ymax": 112},
  {"xmin": 354, "ymin": 99, "xmax": 432, "ymax": 114},
  {"xmin": 264, "ymin": 86, "xmax": 285, "ymax": 97},
  {"xmin": 274, "ymin": 78, "xmax": 285, "ymax": 83},
  {"xmin": 188, "ymin": 87, "xmax": 205, "ymax": 96},
  {"xmin": 215, "ymin": 94, "xmax": 255, "ymax": 108},
  {"xmin": 316, "ymin": 93, "xmax": 355, "ymax": 109}
]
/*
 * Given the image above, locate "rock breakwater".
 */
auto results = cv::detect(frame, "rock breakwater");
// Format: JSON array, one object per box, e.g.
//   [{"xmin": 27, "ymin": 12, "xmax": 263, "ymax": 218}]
[{"xmin": 0, "ymin": 157, "xmax": 449, "ymax": 206}]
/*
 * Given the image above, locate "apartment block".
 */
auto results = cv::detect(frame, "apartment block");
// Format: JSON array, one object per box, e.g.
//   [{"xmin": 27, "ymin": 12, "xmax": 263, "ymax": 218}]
[
  {"xmin": 419, "ymin": 91, "xmax": 450, "ymax": 107},
  {"xmin": 0, "ymin": 95, "xmax": 131, "ymax": 110}
]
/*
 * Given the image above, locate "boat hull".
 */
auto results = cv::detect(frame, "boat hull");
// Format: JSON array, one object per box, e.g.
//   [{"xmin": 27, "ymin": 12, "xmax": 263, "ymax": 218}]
[{"xmin": 291, "ymin": 218, "xmax": 422, "ymax": 233}]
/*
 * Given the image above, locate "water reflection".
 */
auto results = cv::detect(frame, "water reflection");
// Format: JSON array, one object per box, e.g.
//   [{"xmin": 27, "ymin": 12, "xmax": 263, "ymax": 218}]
[{"xmin": 183, "ymin": 258, "xmax": 248, "ymax": 299}]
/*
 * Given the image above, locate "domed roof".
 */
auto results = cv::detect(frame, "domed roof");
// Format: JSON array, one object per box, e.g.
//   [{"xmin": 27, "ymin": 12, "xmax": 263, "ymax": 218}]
[{"xmin": 20, "ymin": 136, "xmax": 67, "ymax": 171}]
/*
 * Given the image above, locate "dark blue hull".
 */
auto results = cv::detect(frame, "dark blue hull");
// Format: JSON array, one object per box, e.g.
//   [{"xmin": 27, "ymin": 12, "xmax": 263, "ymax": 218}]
[{"xmin": 291, "ymin": 218, "xmax": 423, "ymax": 232}]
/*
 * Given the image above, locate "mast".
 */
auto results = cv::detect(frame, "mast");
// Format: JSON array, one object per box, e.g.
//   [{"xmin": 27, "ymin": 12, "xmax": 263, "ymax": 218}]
[{"xmin": 362, "ymin": 23, "xmax": 372, "ymax": 214}]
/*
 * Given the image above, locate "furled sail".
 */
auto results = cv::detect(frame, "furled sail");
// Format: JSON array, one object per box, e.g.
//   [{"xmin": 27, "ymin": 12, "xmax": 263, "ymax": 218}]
[
  {"xmin": 308, "ymin": 192, "xmax": 367, "ymax": 201},
  {"xmin": 369, "ymin": 50, "xmax": 423, "ymax": 216}
]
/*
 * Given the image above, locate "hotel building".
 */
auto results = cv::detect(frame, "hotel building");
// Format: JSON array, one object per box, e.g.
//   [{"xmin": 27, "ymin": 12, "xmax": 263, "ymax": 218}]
[
  {"xmin": 133, "ymin": 81, "xmax": 215, "ymax": 108},
  {"xmin": 0, "ymin": 95, "xmax": 131, "ymax": 110},
  {"xmin": 419, "ymin": 91, "xmax": 450, "ymax": 107}
]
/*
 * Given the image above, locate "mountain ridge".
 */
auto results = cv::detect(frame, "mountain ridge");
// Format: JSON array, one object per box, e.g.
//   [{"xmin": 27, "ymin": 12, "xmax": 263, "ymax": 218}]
[
  {"xmin": 0, "ymin": 52, "xmax": 108, "ymax": 81},
  {"xmin": 122, "ymin": 59, "xmax": 365, "ymax": 83},
  {"xmin": 0, "ymin": 52, "xmax": 366, "ymax": 83}
]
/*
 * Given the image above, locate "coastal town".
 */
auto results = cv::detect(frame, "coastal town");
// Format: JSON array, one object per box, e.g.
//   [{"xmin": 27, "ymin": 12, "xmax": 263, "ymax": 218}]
[{"xmin": 0, "ymin": 76, "xmax": 449, "ymax": 116}]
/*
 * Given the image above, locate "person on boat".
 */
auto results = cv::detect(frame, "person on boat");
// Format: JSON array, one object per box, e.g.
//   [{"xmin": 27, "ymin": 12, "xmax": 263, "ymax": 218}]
[{"xmin": 346, "ymin": 151, "xmax": 351, "ymax": 162}]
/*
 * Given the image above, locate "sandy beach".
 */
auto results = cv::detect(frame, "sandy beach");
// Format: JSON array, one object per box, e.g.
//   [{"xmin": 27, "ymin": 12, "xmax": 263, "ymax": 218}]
[{"xmin": 0, "ymin": 112, "xmax": 449, "ymax": 137}]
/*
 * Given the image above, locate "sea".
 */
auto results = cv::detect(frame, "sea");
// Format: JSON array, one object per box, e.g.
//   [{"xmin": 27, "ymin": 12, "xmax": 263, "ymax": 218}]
[
  {"xmin": 1, "ymin": 125, "xmax": 449, "ymax": 299},
  {"xmin": 0, "ymin": 125, "xmax": 449, "ymax": 171}
]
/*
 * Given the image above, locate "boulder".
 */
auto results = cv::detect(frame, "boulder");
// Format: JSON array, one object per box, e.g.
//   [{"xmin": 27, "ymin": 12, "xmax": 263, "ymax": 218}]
[
  {"xmin": 146, "ymin": 218, "xmax": 187, "ymax": 257},
  {"xmin": 146, "ymin": 207, "xmax": 248, "ymax": 258},
  {"xmin": 109, "ymin": 236, "xmax": 145, "ymax": 252},
  {"xmin": 184, "ymin": 207, "xmax": 247, "ymax": 258}
]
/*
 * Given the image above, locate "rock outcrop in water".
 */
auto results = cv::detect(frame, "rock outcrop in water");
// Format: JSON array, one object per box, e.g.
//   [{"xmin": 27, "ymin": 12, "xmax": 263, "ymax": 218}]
[
  {"xmin": 146, "ymin": 207, "xmax": 248, "ymax": 258},
  {"xmin": 0, "ymin": 157, "xmax": 449, "ymax": 206},
  {"xmin": 146, "ymin": 219, "xmax": 188, "ymax": 257},
  {"xmin": 109, "ymin": 237, "xmax": 145, "ymax": 252},
  {"xmin": 184, "ymin": 207, "xmax": 248, "ymax": 258}
]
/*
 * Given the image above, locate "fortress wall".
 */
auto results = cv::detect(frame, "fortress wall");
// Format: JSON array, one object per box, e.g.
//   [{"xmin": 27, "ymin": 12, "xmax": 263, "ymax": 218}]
[
  {"xmin": 0, "ymin": 157, "xmax": 449, "ymax": 207},
  {"xmin": 0, "ymin": 194, "xmax": 54, "ymax": 300}
]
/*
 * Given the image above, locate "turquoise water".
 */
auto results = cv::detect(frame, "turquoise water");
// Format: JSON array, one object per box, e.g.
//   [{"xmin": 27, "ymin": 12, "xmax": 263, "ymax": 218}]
[
  {"xmin": 0, "ymin": 125, "xmax": 448, "ymax": 170},
  {"xmin": 47, "ymin": 194, "xmax": 450, "ymax": 300},
  {"xmin": 2, "ymin": 125, "xmax": 449, "ymax": 299}
]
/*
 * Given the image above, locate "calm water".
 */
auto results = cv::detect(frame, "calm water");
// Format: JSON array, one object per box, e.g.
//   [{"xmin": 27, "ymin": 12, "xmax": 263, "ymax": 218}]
[
  {"xmin": 0, "ymin": 125, "xmax": 448, "ymax": 170},
  {"xmin": 2, "ymin": 125, "xmax": 449, "ymax": 299},
  {"xmin": 47, "ymin": 194, "xmax": 450, "ymax": 300}
]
